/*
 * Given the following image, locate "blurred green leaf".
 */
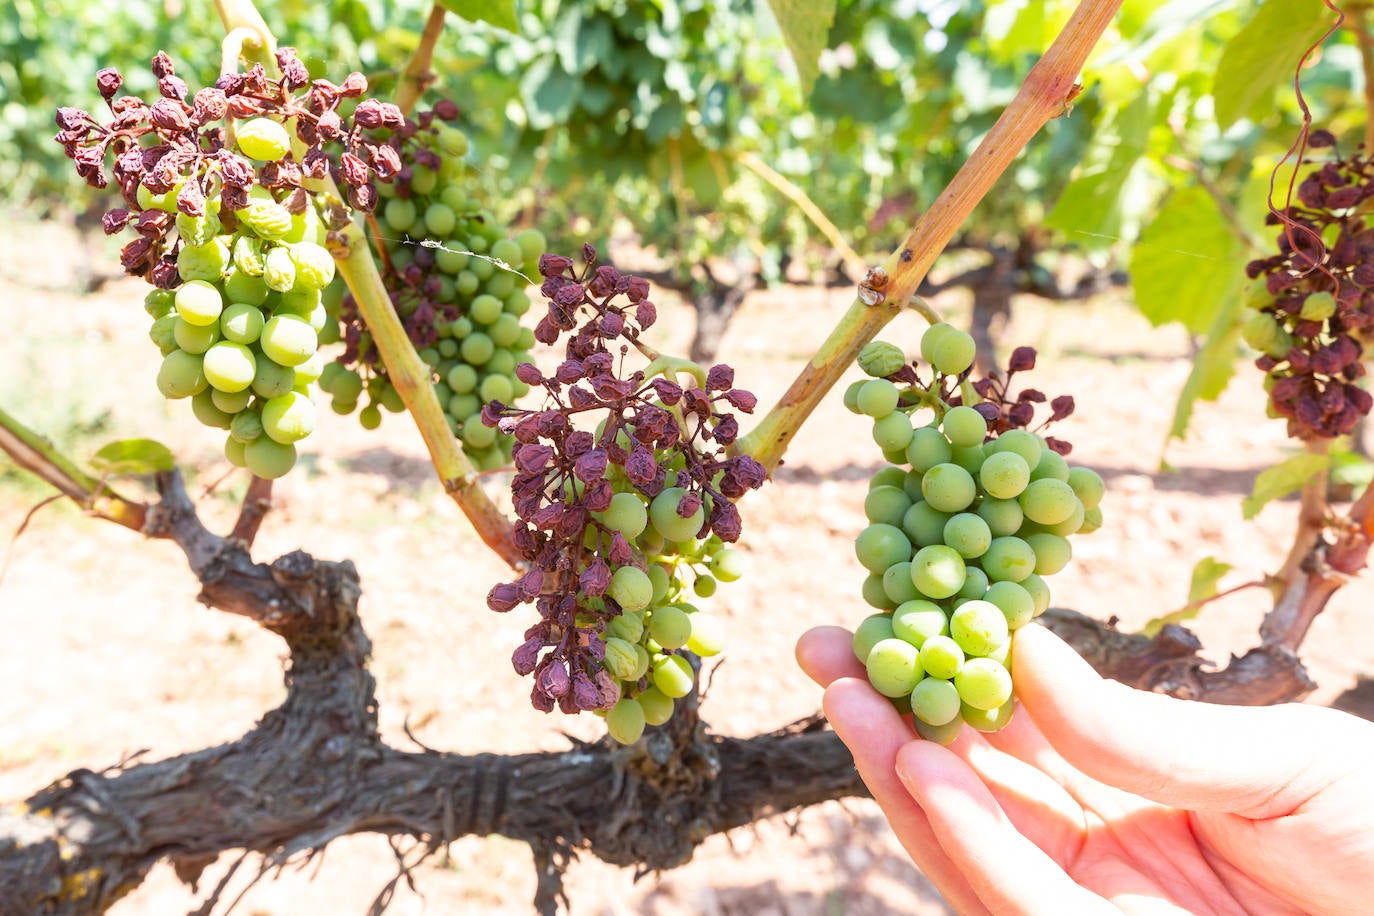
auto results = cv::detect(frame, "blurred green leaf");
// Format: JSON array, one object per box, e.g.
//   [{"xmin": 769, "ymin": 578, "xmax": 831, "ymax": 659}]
[
  {"xmin": 1242, "ymin": 451, "xmax": 1330, "ymax": 520},
  {"xmin": 438, "ymin": 0, "xmax": 518, "ymax": 32},
  {"xmin": 1132, "ymin": 186, "xmax": 1245, "ymax": 334},
  {"xmin": 1214, "ymin": 0, "xmax": 1334, "ymax": 129},
  {"xmin": 89, "ymin": 438, "xmax": 175, "ymax": 476},
  {"xmin": 766, "ymin": 0, "xmax": 837, "ymax": 95},
  {"xmin": 1141, "ymin": 556, "xmax": 1234, "ymax": 636}
]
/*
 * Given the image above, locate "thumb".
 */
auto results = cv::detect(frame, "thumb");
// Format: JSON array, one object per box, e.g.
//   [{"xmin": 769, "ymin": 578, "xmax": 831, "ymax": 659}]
[{"xmin": 1011, "ymin": 623, "xmax": 1374, "ymax": 817}]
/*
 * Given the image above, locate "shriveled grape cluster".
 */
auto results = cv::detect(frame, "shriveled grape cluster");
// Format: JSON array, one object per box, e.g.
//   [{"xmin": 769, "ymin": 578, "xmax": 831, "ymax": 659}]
[
  {"xmin": 54, "ymin": 50, "xmax": 404, "ymax": 477},
  {"xmin": 844, "ymin": 324, "xmax": 1103, "ymax": 744},
  {"xmin": 484, "ymin": 247, "xmax": 767, "ymax": 744},
  {"xmin": 322, "ymin": 106, "xmax": 545, "ymax": 470},
  {"xmin": 1244, "ymin": 130, "xmax": 1374, "ymax": 439}
]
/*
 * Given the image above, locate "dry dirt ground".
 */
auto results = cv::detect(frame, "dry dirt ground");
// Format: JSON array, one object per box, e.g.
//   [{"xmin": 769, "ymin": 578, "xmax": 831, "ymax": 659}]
[{"xmin": 3, "ymin": 218, "xmax": 1374, "ymax": 916}]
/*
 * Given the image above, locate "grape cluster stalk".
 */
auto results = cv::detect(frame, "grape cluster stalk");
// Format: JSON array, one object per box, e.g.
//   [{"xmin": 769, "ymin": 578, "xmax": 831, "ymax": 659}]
[
  {"xmin": 321, "ymin": 105, "xmax": 547, "ymax": 469},
  {"xmin": 482, "ymin": 247, "xmax": 768, "ymax": 743},
  {"xmin": 52, "ymin": 50, "xmax": 406, "ymax": 477},
  {"xmin": 845, "ymin": 324, "xmax": 1103, "ymax": 743}
]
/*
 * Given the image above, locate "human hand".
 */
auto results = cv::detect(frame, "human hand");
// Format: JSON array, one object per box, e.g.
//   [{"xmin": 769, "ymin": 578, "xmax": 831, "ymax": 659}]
[{"xmin": 796, "ymin": 622, "xmax": 1374, "ymax": 915}]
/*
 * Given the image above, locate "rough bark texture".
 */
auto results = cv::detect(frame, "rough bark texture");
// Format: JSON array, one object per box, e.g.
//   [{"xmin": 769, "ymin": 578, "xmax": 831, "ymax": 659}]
[{"xmin": 0, "ymin": 475, "xmax": 1335, "ymax": 916}]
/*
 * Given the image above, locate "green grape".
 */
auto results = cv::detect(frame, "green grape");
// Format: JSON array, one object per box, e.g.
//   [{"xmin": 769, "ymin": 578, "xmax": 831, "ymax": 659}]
[
  {"xmin": 652, "ymin": 654, "xmax": 695, "ymax": 699},
  {"xmin": 234, "ymin": 116, "xmax": 292, "ymax": 161},
  {"xmin": 156, "ymin": 349, "xmax": 207, "ymax": 399},
  {"xmin": 869, "ymin": 465, "xmax": 907, "ymax": 491},
  {"xmin": 456, "ymin": 271, "xmax": 480, "ymax": 296},
  {"xmin": 958, "ymin": 565, "xmax": 989, "ymax": 599},
  {"xmin": 920, "ymin": 322, "xmax": 976, "ymax": 375},
  {"xmin": 918, "ymin": 634, "xmax": 964, "ymax": 680},
  {"xmin": 855, "ymin": 524, "xmax": 913, "ymax": 574},
  {"xmin": 910, "ymin": 544, "xmax": 965, "ymax": 599},
  {"xmin": 144, "ymin": 289, "xmax": 176, "ymax": 319},
  {"xmin": 603, "ymin": 638, "xmax": 640, "ymax": 680},
  {"xmin": 175, "ymin": 280, "xmax": 223, "ymax": 327},
  {"xmin": 866, "ymin": 638, "xmax": 925, "ymax": 698},
  {"xmin": 853, "ymin": 613, "xmax": 897, "ymax": 662},
  {"xmin": 1022, "ymin": 573, "xmax": 1051, "ymax": 616},
  {"xmin": 941, "ymin": 405, "xmax": 987, "ymax": 447},
  {"xmin": 606, "ymin": 697, "xmax": 646, "ymax": 745},
  {"xmin": 921, "ymin": 463, "xmax": 976, "ymax": 513},
  {"xmin": 984, "ymin": 580, "xmax": 1035, "ymax": 630},
  {"xmin": 685, "ymin": 613, "xmax": 725, "ymax": 656},
  {"xmin": 223, "ymin": 268, "xmax": 269, "ymax": 308},
  {"xmin": 173, "ymin": 317, "xmax": 219, "ymax": 355},
  {"xmin": 230, "ymin": 410, "xmax": 263, "ymax": 443},
  {"xmin": 470, "ymin": 255, "xmax": 496, "ymax": 281},
  {"xmin": 649, "ymin": 487, "xmax": 706, "ymax": 542},
  {"xmin": 212, "ymin": 387, "xmax": 252, "ymax": 414},
  {"xmin": 943, "ymin": 513, "xmax": 991, "ymax": 559},
  {"xmin": 902, "ymin": 501, "xmax": 951, "ymax": 548},
  {"xmin": 979, "ymin": 451, "xmax": 1031, "ymax": 500},
  {"xmin": 646, "ymin": 566, "xmax": 671, "ymax": 604},
  {"xmin": 177, "ymin": 238, "xmax": 230, "ymax": 283},
  {"xmin": 599, "ymin": 492, "xmax": 648, "ymax": 538},
  {"xmin": 882, "ymin": 561, "xmax": 920, "ymax": 605},
  {"xmin": 982, "ymin": 536, "xmax": 1036, "ymax": 583},
  {"xmin": 462, "ymin": 415, "xmax": 497, "ymax": 448},
  {"xmin": 1045, "ymin": 501, "xmax": 1085, "ymax": 537},
  {"xmin": 136, "ymin": 181, "xmax": 179, "ymax": 212},
  {"xmin": 955, "ymin": 657, "xmax": 1013, "ymax": 710},
  {"xmin": 608, "ymin": 566, "xmax": 653, "ymax": 612},
  {"xmin": 486, "ymin": 271, "xmax": 517, "ymax": 299},
  {"xmin": 949, "ymin": 600, "xmax": 1009, "ymax": 657},
  {"xmin": 244, "ymin": 436, "xmax": 297, "ymax": 479},
  {"xmin": 263, "ymin": 245, "xmax": 296, "ymax": 292},
  {"xmin": 693, "ymin": 575, "xmax": 717, "ymax": 598},
  {"xmin": 1079, "ymin": 504, "xmax": 1103, "ymax": 534},
  {"xmin": 383, "ymin": 197, "xmax": 417, "ymax": 233},
  {"xmin": 224, "ymin": 435, "xmax": 247, "ymax": 468},
  {"xmin": 486, "ymin": 349, "xmax": 517, "ymax": 377},
  {"xmin": 239, "ymin": 199, "xmax": 292, "ymax": 241},
  {"xmin": 865, "ymin": 485, "xmax": 913, "ymax": 528},
  {"xmin": 469, "ymin": 294, "xmax": 502, "ymax": 326},
  {"xmin": 515, "ymin": 227, "xmax": 546, "ymax": 264},
  {"xmin": 424, "ymin": 202, "xmax": 457, "ymax": 237},
  {"xmin": 203, "ymin": 341, "xmax": 257, "ymax": 393},
  {"xmin": 490, "ymin": 238, "xmax": 523, "ymax": 268},
  {"xmin": 608, "ymin": 610, "xmax": 644, "ymax": 643},
  {"xmin": 1067, "ymin": 466, "xmax": 1105, "ymax": 511},
  {"xmin": 977, "ymin": 497, "xmax": 1024, "ymax": 537},
  {"xmin": 331, "ymin": 368, "xmax": 364, "ymax": 402},
  {"xmin": 1031, "ymin": 448, "xmax": 1070, "ymax": 482},
  {"xmin": 177, "ymin": 211, "xmax": 221, "ymax": 248},
  {"xmin": 709, "ymin": 548, "xmax": 748, "ymax": 583},
  {"xmin": 261, "ymin": 391, "xmax": 316, "ymax": 444},
  {"xmin": 277, "ymin": 284, "xmax": 320, "ymax": 319},
  {"xmin": 1019, "ymin": 478, "xmax": 1079, "ymax": 526},
  {"xmin": 289, "ymin": 242, "xmax": 336, "ymax": 290},
  {"xmin": 191, "ymin": 389, "xmax": 233, "ymax": 429},
  {"xmin": 910, "ymin": 676, "xmax": 961, "ymax": 726},
  {"xmin": 913, "ymin": 715, "xmax": 964, "ymax": 745},
  {"xmin": 855, "ymin": 379, "xmax": 900, "ymax": 418},
  {"xmin": 410, "ymin": 165, "xmax": 439, "ymax": 196},
  {"xmin": 842, "ymin": 379, "xmax": 866, "ymax": 413},
  {"xmin": 872, "ymin": 411, "xmax": 915, "ymax": 452},
  {"xmin": 906, "ymin": 426, "xmax": 952, "ymax": 473},
  {"xmin": 950, "ymin": 443, "xmax": 987, "ymax": 475},
  {"xmin": 988, "ymin": 428, "xmax": 1041, "ymax": 469},
  {"xmin": 435, "ymin": 243, "xmax": 469, "ymax": 274},
  {"xmin": 891, "ymin": 599, "xmax": 948, "ymax": 648},
  {"xmin": 862, "ymin": 572, "xmax": 897, "ymax": 610},
  {"xmin": 251, "ymin": 356, "xmax": 297, "ymax": 399},
  {"xmin": 449, "ymin": 393, "xmax": 480, "ymax": 419},
  {"xmin": 638, "ymin": 686, "xmax": 674, "ymax": 726},
  {"xmin": 359, "ymin": 403, "xmax": 382, "ymax": 430},
  {"xmin": 477, "ymin": 374, "xmax": 514, "ymax": 405},
  {"xmin": 447, "ymin": 363, "xmax": 478, "ymax": 393},
  {"xmin": 648, "ymin": 605, "xmax": 692, "ymax": 650},
  {"xmin": 490, "ymin": 313, "xmax": 522, "ymax": 348},
  {"xmin": 1025, "ymin": 532, "xmax": 1072, "ymax": 575},
  {"xmin": 259, "ymin": 315, "xmax": 317, "ymax": 367},
  {"xmin": 460, "ymin": 332, "xmax": 495, "ymax": 366},
  {"xmin": 232, "ymin": 234, "xmax": 267, "ymax": 277},
  {"xmin": 219, "ymin": 303, "xmax": 265, "ymax": 344},
  {"xmin": 962, "ymin": 698, "xmax": 1015, "ymax": 733},
  {"xmin": 857, "ymin": 340, "xmax": 907, "ymax": 377},
  {"xmin": 293, "ymin": 351, "xmax": 326, "ymax": 387}
]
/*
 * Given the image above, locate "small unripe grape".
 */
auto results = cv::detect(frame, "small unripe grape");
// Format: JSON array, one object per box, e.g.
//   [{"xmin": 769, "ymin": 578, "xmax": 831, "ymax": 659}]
[
  {"xmin": 921, "ymin": 463, "xmax": 976, "ymax": 513},
  {"xmin": 203, "ymin": 341, "xmax": 258, "ymax": 393},
  {"xmin": 984, "ymin": 580, "xmax": 1035, "ymax": 630},
  {"xmin": 251, "ymin": 355, "xmax": 296, "ymax": 399},
  {"xmin": 855, "ymin": 523, "xmax": 912, "ymax": 573},
  {"xmin": 177, "ymin": 238, "xmax": 230, "ymax": 282},
  {"xmin": 1019, "ymin": 478, "xmax": 1078, "ymax": 526},
  {"xmin": 855, "ymin": 379, "xmax": 900, "ymax": 418},
  {"xmin": 173, "ymin": 317, "xmax": 219, "ymax": 355},
  {"xmin": 605, "ymin": 697, "xmax": 646, "ymax": 745},
  {"xmin": 638, "ymin": 686, "xmax": 674, "ymax": 726},
  {"xmin": 914, "ymin": 715, "xmax": 964, "ymax": 745},
  {"xmin": 872, "ymin": 411, "xmax": 915, "ymax": 451},
  {"xmin": 853, "ymin": 614, "xmax": 896, "ymax": 662},
  {"xmin": 261, "ymin": 391, "xmax": 316, "ymax": 444},
  {"xmin": 651, "ymin": 654, "xmax": 695, "ymax": 699},
  {"xmin": 980, "ymin": 451, "xmax": 1030, "ymax": 500},
  {"xmin": 648, "ymin": 605, "xmax": 693, "ymax": 650},
  {"xmin": 212, "ymin": 387, "xmax": 253, "ymax": 414},
  {"xmin": 608, "ymin": 566, "xmax": 653, "ymax": 612},
  {"xmin": 911, "ymin": 676, "xmax": 961, "ymax": 726},
  {"xmin": 175, "ymin": 280, "xmax": 224, "ymax": 327},
  {"xmin": 943, "ymin": 512, "xmax": 991, "ymax": 559},
  {"xmin": 902, "ymin": 501, "xmax": 951, "ymax": 548},
  {"xmin": 156, "ymin": 349, "xmax": 207, "ymax": 399},
  {"xmin": 910, "ymin": 544, "xmax": 966, "ymax": 599},
  {"xmin": 941, "ymin": 405, "xmax": 987, "ymax": 447},
  {"xmin": 982, "ymin": 536, "xmax": 1036, "ymax": 583},
  {"xmin": 891, "ymin": 599, "xmax": 948, "ymax": 648},
  {"xmin": 230, "ymin": 409, "xmax": 263, "ymax": 443},
  {"xmin": 239, "ymin": 199, "xmax": 293, "ymax": 241},
  {"xmin": 921, "ymin": 322, "xmax": 976, "ymax": 375},
  {"xmin": 710, "ymin": 548, "xmax": 748, "ymax": 582},
  {"xmin": 424, "ymin": 202, "xmax": 457, "ymax": 237},
  {"xmin": 1067, "ymin": 466, "xmax": 1105, "ymax": 511},
  {"xmin": 234, "ymin": 116, "xmax": 292, "ymax": 161},
  {"xmin": 263, "ymin": 245, "xmax": 297, "ymax": 292},
  {"xmin": 599, "ymin": 492, "xmax": 648, "ymax": 538},
  {"xmin": 289, "ymin": 241, "xmax": 336, "ymax": 290},
  {"xmin": 260, "ymin": 315, "xmax": 317, "ymax": 367},
  {"xmin": 882, "ymin": 561, "xmax": 920, "ymax": 605},
  {"xmin": 602, "ymin": 638, "xmax": 641, "ymax": 680},
  {"xmin": 686, "ymin": 613, "xmax": 725, "ymax": 656},
  {"xmin": 191, "ymin": 390, "xmax": 233, "ymax": 429},
  {"xmin": 244, "ymin": 436, "xmax": 297, "ymax": 479},
  {"xmin": 918, "ymin": 634, "xmax": 964, "ymax": 680},
  {"xmin": 949, "ymin": 600, "xmax": 1009, "ymax": 657},
  {"xmin": 955, "ymin": 657, "xmax": 1013, "ymax": 710},
  {"xmin": 866, "ymin": 638, "xmax": 925, "ymax": 698},
  {"xmin": 858, "ymin": 340, "xmax": 906, "ymax": 378},
  {"xmin": 989, "ymin": 429, "xmax": 1042, "ymax": 469},
  {"xmin": 1031, "ymin": 448, "xmax": 1070, "ymax": 482},
  {"xmin": 693, "ymin": 575, "xmax": 717, "ymax": 598},
  {"xmin": 649, "ymin": 487, "xmax": 706, "ymax": 543},
  {"xmin": 383, "ymin": 197, "xmax": 418, "ymax": 233}
]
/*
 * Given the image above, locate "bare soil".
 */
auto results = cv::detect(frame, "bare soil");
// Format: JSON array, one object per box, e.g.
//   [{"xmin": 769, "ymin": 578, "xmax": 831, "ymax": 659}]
[{"xmin": 3, "ymin": 219, "xmax": 1373, "ymax": 915}]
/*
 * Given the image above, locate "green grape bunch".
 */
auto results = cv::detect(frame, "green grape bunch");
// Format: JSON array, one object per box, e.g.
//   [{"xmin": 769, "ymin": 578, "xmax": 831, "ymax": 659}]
[
  {"xmin": 321, "ymin": 103, "xmax": 547, "ymax": 470},
  {"xmin": 54, "ymin": 49, "xmax": 406, "ymax": 478},
  {"xmin": 844, "ymin": 324, "xmax": 1104, "ymax": 744}
]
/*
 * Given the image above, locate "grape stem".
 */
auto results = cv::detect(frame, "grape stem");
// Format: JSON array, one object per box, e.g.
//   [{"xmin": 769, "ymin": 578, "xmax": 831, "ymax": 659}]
[
  {"xmin": 733, "ymin": 0, "xmax": 1124, "ymax": 472},
  {"xmin": 0, "ymin": 406, "xmax": 149, "ymax": 533},
  {"xmin": 212, "ymin": 0, "xmax": 276, "ymax": 69},
  {"xmin": 1353, "ymin": 3, "xmax": 1374, "ymax": 152},
  {"xmin": 231, "ymin": 476, "xmax": 274, "ymax": 547},
  {"xmin": 394, "ymin": 3, "xmax": 449, "ymax": 119}
]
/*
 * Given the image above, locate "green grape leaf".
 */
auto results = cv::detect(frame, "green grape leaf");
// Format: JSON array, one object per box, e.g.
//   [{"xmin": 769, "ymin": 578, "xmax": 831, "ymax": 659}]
[
  {"xmin": 1213, "ymin": 0, "xmax": 1334, "ymax": 129},
  {"xmin": 1165, "ymin": 298, "xmax": 1243, "ymax": 446},
  {"xmin": 1141, "ymin": 556, "xmax": 1235, "ymax": 637},
  {"xmin": 1044, "ymin": 90, "xmax": 1154, "ymax": 246},
  {"xmin": 1242, "ymin": 451, "xmax": 1331, "ymax": 520},
  {"xmin": 765, "ymin": 0, "xmax": 838, "ymax": 96},
  {"xmin": 89, "ymin": 439, "xmax": 176, "ymax": 477},
  {"xmin": 437, "ymin": 0, "xmax": 518, "ymax": 32},
  {"xmin": 1131, "ymin": 186, "xmax": 1245, "ymax": 335}
]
